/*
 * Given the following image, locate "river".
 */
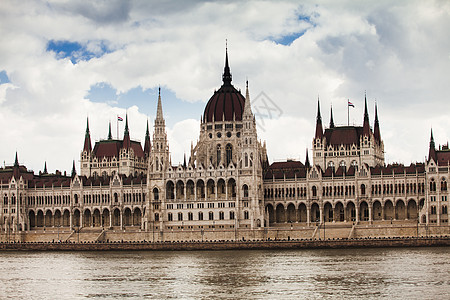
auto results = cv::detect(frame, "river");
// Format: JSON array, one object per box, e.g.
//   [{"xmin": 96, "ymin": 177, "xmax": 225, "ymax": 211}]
[{"xmin": 0, "ymin": 247, "xmax": 448, "ymax": 299}]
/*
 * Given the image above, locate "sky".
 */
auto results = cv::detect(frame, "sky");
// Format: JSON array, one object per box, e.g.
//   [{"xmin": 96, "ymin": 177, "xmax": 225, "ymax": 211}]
[{"xmin": 0, "ymin": 0, "xmax": 449, "ymax": 175}]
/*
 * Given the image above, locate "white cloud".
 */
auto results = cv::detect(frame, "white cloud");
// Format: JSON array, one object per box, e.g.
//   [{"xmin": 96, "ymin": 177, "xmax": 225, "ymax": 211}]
[{"xmin": 0, "ymin": 0, "xmax": 449, "ymax": 174}]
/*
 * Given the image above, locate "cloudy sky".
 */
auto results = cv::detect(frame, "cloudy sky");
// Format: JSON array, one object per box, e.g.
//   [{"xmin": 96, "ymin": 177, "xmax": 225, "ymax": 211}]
[{"xmin": 1, "ymin": 0, "xmax": 449, "ymax": 174}]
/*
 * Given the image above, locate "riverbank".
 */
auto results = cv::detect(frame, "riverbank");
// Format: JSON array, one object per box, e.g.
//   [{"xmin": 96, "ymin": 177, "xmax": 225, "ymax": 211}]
[{"xmin": 0, "ymin": 236, "xmax": 449, "ymax": 251}]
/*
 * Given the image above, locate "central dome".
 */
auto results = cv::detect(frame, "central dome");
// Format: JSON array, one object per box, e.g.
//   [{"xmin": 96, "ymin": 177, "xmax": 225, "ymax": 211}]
[{"xmin": 203, "ymin": 49, "xmax": 245, "ymax": 123}]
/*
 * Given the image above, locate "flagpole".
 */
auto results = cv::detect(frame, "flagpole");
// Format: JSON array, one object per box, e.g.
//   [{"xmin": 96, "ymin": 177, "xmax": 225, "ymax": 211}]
[
  {"xmin": 117, "ymin": 115, "xmax": 119, "ymax": 140},
  {"xmin": 347, "ymin": 99, "xmax": 349, "ymax": 126}
]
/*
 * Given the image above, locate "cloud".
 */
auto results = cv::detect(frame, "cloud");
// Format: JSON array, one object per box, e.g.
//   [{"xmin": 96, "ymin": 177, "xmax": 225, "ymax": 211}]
[{"xmin": 0, "ymin": 0, "xmax": 449, "ymax": 174}]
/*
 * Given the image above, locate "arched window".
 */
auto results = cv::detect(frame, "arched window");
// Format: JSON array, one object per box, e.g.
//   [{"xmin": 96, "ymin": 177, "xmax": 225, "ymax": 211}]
[
  {"xmin": 153, "ymin": 188, "xmax": 159, "ymax": 201},
  {"xmin": 243, "ymin": 184, "xmax": 249, "ymax": 198},
  {"xmin": 361, "ymin": 184, "xmax": 366, "ymax": 195},
  {"xmin": 441, "ymin": 178, "xmax": 447, "ymax": 191},
  {"xmin": 155, "ymin": 157, "xmax": 159, "ymax": 171},
  {"xmin": 198, "ymin": 212, "xmax": 203, "ymax": 220},
  {"xmin": 430, "ymin": 179, "xmax": 436, "ymax": 191},
  {"xmin": 312, "ymin": 186, "xmax": 317, "ymax": 197},
  {"xmin": 245, "ymin": 153, "xmax": 248, "ymax": 167},
  {"xmin": 229, "ymin": 211, "xmax": 235, "ymax": 219},
  {"xmin": 178, "ymin": 212, "xmax": 183, "ymax": 221},
  {"xmin": 209, "ymin": 211, "xmax": 214, "ymax": 220},
  {"xmin": 244, "ymin": 211, "xmax": 249, "ymax": 219},
  {"xmin": 226, "ymin": 144, "xmax": 232, "ymax": 166},
  {"xmin": 168, "ymin": 213, "xmax": 173, "ymax": 221},
  {"xmin": 219, "ymin": 211, "xmax": 224, "ymax": 220}
]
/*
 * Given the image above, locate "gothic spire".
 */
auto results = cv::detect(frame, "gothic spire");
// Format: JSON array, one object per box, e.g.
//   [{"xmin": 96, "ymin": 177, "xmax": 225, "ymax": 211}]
[
  {"xmin": 83, "ymin": 117, "xmax": 92, "ymax": 152},
  {"xmin": 329, "ymin": 105, "xmax": 335, "ymax": 128},
  {"xmin": 305, "ymin": 148, "xmax": 310, "ymax": 168},
  {"xmin": 13, "ymin": 152, "xmax": 20, "ymax": 179},
  {"xmin": 43, "ymin": 161, "xmax": 47, "ymax": 174},
  {"xmin": 243, "ymin": 80, "xmax": 253, "ymax": 117},
  {"xmin": 14, "ymin": 151, "xmax": 19, "ymax": 168},
  {"xmin": 123, "ymin": 113, "xmax": 131, "ymax": 149},
  {"xmin": 315, "ymin": 98, "xmax": 324, "ymax": 139},
  {"xmin": 222, "ymin": 41, "xmax": 232, "ymax": 86},
  {"xmin": 374, "ymin": 102, "xmax": 381, "ymax": 143},
  {"xmin": 156, "ymin": 87, "xmax": 164, "ymax": 121},
  {"xmin": 144, "ymin": 119, "xmax": 151, "ymax": 156},
  {"xmin": 429, "ymin": 128, "xmax": 437, "ymax": 162},
  {"xmin": 108, "ymin": 121, "xmax": 112, "ymax": 140},
  {"xmin": 362, "ymin": 93, "xmax": 370, "ymax": 136},
  {"xmin": 71, "ymin": 160, "xmax": 76, "ymax": 177}
]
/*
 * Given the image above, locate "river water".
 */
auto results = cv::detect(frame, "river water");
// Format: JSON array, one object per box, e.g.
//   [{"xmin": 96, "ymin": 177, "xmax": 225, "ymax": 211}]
[{"xmin": 0, "ymin": 247, "xmax": 448, "ymax": 299}]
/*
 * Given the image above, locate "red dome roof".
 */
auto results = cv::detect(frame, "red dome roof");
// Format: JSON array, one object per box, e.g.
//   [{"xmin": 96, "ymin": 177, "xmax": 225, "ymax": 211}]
[
  {"xmin": 203, "ymin": 48, "xmax": 245, "ymax": 123},
  {"xmin": 203, "ymin": 84, "xmax": 245, "ymax": 123}
]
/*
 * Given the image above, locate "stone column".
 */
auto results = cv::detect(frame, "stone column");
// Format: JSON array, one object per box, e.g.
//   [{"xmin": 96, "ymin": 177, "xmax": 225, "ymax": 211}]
[
  {"xmin": 356, "ymin": 204, "xmax": 359, "ymax": 223},
  {"xmin": 369, "ymin": 203, "xmax": 373, "ymax": 224},
  {"xmin": 306, "ymin": 205, "xmax": 310, "ymax": 226}
]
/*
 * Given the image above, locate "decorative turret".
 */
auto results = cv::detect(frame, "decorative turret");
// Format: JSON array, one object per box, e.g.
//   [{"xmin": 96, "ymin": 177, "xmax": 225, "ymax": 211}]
[
  {"xmin": 151, "ymin": 87, "xmax": 170, "ymax": 173},
  {"xmin": 362, "ymin": 94, "xmax": 370, "ymax": 136},
  {"xmin": 329, "ymin": 105, "xmax": 335, "ymax": 128},
  {"xmin": 144, "ymin": 119, "xmax": 151, "ymax": 157},
  {"xmin": 83, "ymin": 117, "xmax": 92, "ymax": 152},
  {"xmin": 374, "ymin": 103, "xmax": 381, "ymax": 143},
  {"xmin": 123, "ymin": 114, "xmax": 131, "ymax": 149},
  {"xmin": 315, "ymin": 99, "xmax": 324, "ymax": 140},
  {"xmin": 428, "ymin": 128, "xmax": 437, "ymax": 162}
]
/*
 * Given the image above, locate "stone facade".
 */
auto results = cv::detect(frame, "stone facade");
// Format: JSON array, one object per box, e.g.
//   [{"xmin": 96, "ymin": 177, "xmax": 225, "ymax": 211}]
[{"xmin": 0, "ymin": 50, "xmax": 448, "ymax": 241}]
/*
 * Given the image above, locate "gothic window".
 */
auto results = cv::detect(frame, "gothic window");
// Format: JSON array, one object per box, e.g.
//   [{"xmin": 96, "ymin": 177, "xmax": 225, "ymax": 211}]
[
  {"xmin": 198, "ymin": 212, "xmax": 203, "ymax": 220},
  {"xmin": 312, "ymin": 186, "xmax": 317, "ymax": 197},
  {"xmin": 155, "ymin": 157, "xmax": 159, "ymax": 171},
  {"xmin": 209, "ymin": 211, "xmax": 214, "ymax": 220},
  {"xmin": 168, "ymin": 213, "xmax": 173, "ymax": 221},
  {"xmin": 153, "ymin": 188, "xmax": 159, "ymax": 201},
  {"xmin": 442, "ymin": 206, "xmax": 448, "ymax": 214},
  {"xmin": 188, "ymin": 212, "xmax": 193, "ymax": 221},
  {"xmin": 178, "ymin": 212, "xmax": 183, "ymax": 221},
  {"xmin": 361, "ymin": 184, "xmax": 366, "ymax": 195},
  {"xmin": 250, "ymin": 153, "xmax": 253, "ymax": 167},
  {"xmin": 230, "ymin": 211, "xmax": 235, "ymax": 219},
  {"xmin": 244, "ymin": 211, "xmax": 249, "ymax": 219},
  {"xmin": 441, "ymin": 178, "xmax": 447, "ymax": 191},
  {"xmin": 243, "ymin": 184, "xmax": 249, "ymax": 198},
  {"xmin": 226, "ymin": 144, "xmax": 232, "ymax": 166},
  {"xmin": 245, "ymin": 153, "xmax": 248, "ymax": 167},
  {"xmin": 219, "ymin": 211, "xmax": 224, "ymax": 220},
  {"xmin": 430, "ymin": 179, "xmax": 436, "ymax": 191},
  {"xmin": 154, "ymin": 213, "xmax": 159, "ymax": 221},
  {"xmin": 166, "ymin": 181, "xmax": 174, "ymax": 199}
]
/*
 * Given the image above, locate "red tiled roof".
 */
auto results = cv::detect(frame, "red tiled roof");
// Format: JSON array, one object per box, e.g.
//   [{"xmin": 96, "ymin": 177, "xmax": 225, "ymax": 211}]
[
  {"xmin": 324, "ymin": 126, "xmax": 363, "ymax": 147},
  {"xmin": 436, "ymin": 151, "xmax": 450, "ymax": 166},
  {"xmin": 92, "ymin": 140, "xmax": 144, "ymax": 159}
]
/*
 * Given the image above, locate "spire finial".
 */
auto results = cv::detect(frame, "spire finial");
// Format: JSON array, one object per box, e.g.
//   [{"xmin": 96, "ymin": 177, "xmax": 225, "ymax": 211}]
[
  {"xmin": 156, "ymin": 87, "xmax": 164, "ymax": 120},
  {"xmin": 124, "ymin": 113, "xmax": 129, "ymax": 135},
  {"xmin": 315, "ymin": 98, "xmax": 323, "ymax": 139},
  {"xmin": 44, "ymin": 161, "xmax": 47, "ymax": 174},
  {"xmin": 222, "ymin": 41, "xmax": 232, "ymax": 85}
]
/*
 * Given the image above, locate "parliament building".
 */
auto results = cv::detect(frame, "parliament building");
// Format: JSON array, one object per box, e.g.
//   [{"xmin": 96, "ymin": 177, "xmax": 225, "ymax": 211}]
[{"xmin": 1, "ymin": 50, "xmax": 448, "ymax": 241}]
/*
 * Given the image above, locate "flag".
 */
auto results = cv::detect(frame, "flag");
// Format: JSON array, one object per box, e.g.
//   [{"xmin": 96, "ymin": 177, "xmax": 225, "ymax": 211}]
[
  {"xmin": 118, "ymin": 116, "xmax": 123, "ymax": 121},
  {"xmin": 348, "ymin": 100, "xmax": 354, "ymax": 107}
]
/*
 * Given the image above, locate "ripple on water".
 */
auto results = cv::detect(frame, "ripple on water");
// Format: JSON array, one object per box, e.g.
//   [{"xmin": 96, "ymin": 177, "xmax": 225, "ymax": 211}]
[{"xmin": 0, "ymin": 248, "xmax": 448, "ymax": 299}]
